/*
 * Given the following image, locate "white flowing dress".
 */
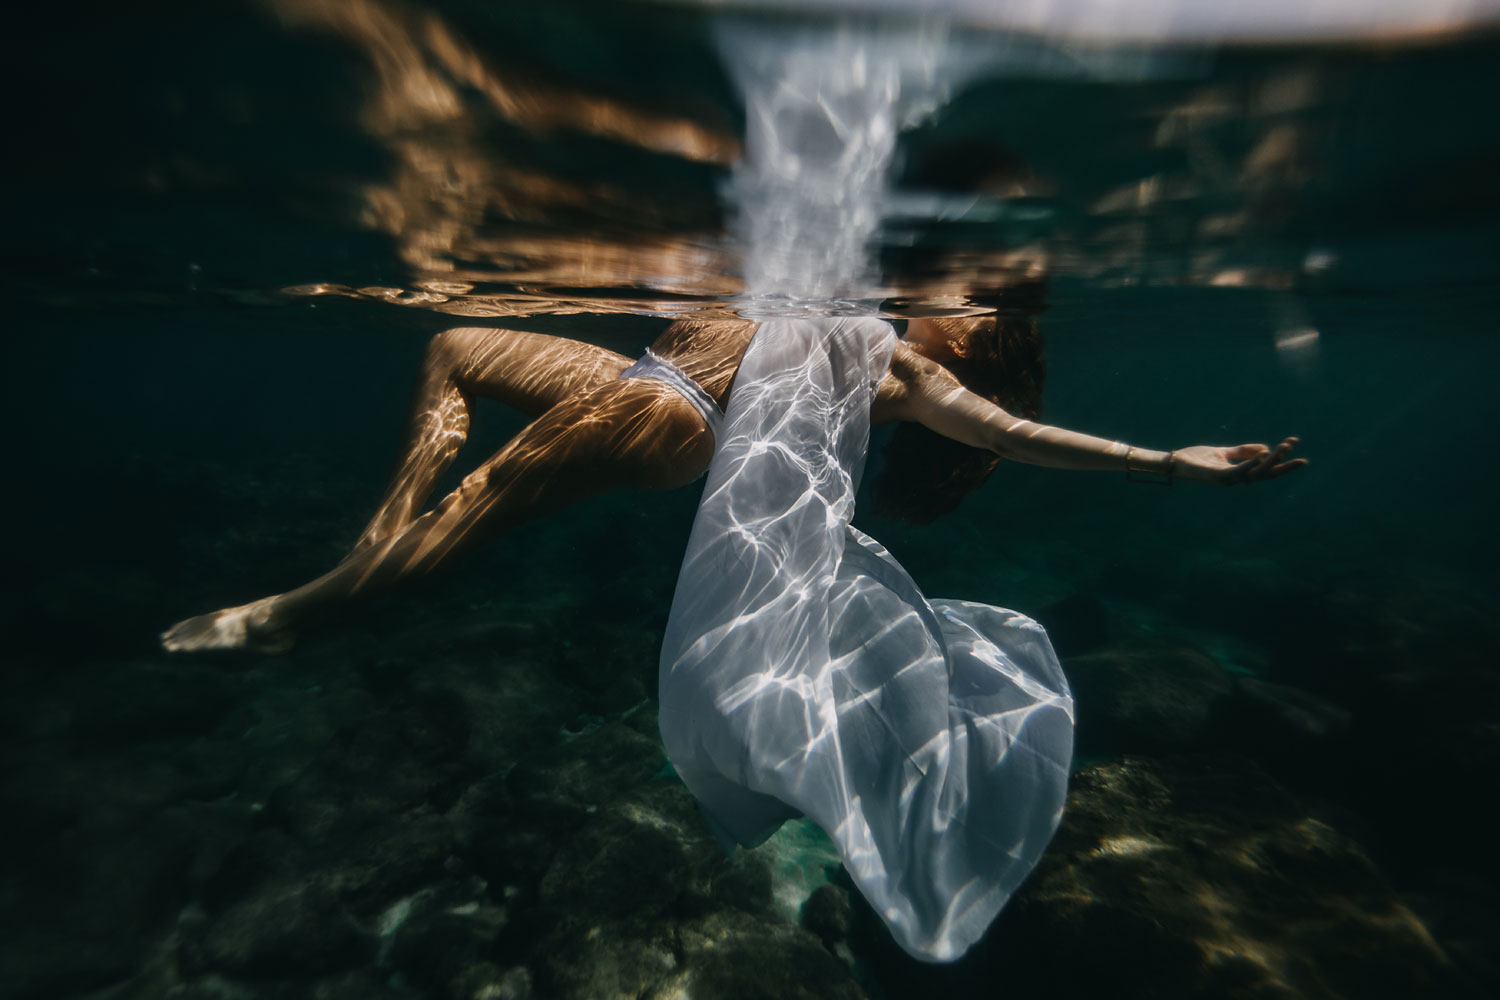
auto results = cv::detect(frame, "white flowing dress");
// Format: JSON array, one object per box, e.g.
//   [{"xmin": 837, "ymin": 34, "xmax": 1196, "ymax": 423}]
[{"xmin": 658, "ymin": 317, "xmax": 1074, "ymax": 961}]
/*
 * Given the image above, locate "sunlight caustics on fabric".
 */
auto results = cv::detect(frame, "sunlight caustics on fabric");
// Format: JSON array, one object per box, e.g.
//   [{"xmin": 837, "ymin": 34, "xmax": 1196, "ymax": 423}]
[{"xmin": 658, "ymin": 17, "xmax": 1075, "ymax": 960}]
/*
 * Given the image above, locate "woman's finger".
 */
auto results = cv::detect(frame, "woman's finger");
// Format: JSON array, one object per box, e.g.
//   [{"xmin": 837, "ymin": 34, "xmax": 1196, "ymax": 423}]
[
  {"xmin": 1220, "ymin": 437, "xmax": 1305, "ymax": 484},
  {"xmin": 1251, "ymin": 439, "xmax": 1295, "ymax": 479},
  {"xmin": 1223, "ymin": 460, "xmax": 1254, "ymax": 485},
  {"xmin": 1259, "ymin": 441, "xmax": 1292, "ymax": 475},
  {"xmin": 1261, "ymin": 457, "xmax": 1309, "ymax": 480},
  {"xmin": 1224, "ymin": 443, "xmax": 1269, "ymax": 462},
  {"xmin": 1244, "ymin": 450, "xmax": 1277, "ymax": 480}
]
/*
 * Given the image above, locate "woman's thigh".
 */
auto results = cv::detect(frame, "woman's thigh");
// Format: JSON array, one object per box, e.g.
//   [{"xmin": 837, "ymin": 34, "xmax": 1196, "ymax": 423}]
[{"xmin": 406, "ymin": 377, "xmax": 716, "ymax": 568}]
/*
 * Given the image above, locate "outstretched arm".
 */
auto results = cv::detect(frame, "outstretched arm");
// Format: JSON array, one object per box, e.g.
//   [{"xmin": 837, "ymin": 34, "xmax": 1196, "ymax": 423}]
[{"xmin": 877, "ymin": 342, "xmax": 1306, "ymax": 484}]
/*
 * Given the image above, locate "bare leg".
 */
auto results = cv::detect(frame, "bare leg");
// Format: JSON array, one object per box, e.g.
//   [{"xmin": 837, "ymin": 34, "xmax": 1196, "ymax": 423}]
[
  {"xmin": 162, "ymin": 378, "xmax": 712, "ymax": 652},
  {"xmin": 354, "ymin": 326, "xmax": 633, "ymax": 552}
]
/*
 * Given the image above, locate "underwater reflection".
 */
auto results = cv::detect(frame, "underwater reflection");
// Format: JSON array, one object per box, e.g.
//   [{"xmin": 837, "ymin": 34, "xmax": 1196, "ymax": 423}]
[
  {"xmin": 261, "ymin": 0, "xmax": 741, "ymax": 316},
  {"xmin": 249, "ymin": 0, "xmax": 1396, "ymax": 322}
]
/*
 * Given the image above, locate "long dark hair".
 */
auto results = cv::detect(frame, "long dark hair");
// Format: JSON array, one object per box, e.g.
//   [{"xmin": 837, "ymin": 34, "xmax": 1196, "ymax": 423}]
[{"xmin": 870, "ymin": 297, "xmax": 1047, "ymax": 523}]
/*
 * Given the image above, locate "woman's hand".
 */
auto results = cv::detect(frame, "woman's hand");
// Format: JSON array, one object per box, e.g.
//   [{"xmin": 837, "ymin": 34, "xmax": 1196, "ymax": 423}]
[{"xmin": 1171, "ymin": 437, "xmax": 1306, "ymax": 485}]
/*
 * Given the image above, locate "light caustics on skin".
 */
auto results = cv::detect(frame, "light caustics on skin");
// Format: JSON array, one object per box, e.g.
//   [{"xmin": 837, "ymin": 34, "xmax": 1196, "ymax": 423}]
[
  {"xmin": 162, "ymin": 383, "xmax": 718, "ymax": 651},
  {"xmin": 160, "ymin": 322, "xmax": 742, "ymax": 654},
  {"xmin": 158, "ymin": 305, "xmax": 771, "ymax": 656},
  {"xmin": 656, "ymin": 18, "xmax": 1075, "ymax": 961},
  {"xmin": 351, "ymin": 327, "xmax": 643, "ymax": 552}
]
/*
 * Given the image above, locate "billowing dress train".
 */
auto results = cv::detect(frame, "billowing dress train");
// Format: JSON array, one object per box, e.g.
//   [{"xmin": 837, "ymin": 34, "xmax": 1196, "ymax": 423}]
[{"xmin": 657, "ymin": 317, "xmax": 1075, "ymax": 961}]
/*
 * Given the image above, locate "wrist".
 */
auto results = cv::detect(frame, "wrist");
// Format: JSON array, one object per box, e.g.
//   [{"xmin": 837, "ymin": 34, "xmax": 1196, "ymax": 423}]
[
  {"xmin": 1124, "ymin": 446, "xmax": 1175, "ymax": 485},
  {"xmin": 1124, "ymin": 446, "xmax": 1173, "ymax": 473}
]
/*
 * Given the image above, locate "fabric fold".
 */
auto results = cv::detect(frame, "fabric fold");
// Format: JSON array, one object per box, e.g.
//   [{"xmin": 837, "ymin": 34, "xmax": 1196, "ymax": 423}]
[{"xmin": 658, "ymin": 317, "xmax": 1074, "ymax": 961}]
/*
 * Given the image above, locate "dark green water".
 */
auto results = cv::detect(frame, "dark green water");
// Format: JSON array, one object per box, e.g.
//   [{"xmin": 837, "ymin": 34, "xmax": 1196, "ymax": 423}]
[{"xmin": 3, "ymin": 2, "xmax": 1499, "ymax": 999}]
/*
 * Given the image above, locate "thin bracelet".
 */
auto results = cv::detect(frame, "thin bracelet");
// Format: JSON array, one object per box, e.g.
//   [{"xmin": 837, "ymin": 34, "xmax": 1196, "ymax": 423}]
[{"xmin": 1125, "ymin": 445, "xmax": 1174, "ymax": 487}]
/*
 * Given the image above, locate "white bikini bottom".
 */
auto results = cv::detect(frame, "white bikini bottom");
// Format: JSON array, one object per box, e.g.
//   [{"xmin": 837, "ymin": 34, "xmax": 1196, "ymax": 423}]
[{"xmin": 619, "ymin": 348, "xmax": 724, "ymax": 438}]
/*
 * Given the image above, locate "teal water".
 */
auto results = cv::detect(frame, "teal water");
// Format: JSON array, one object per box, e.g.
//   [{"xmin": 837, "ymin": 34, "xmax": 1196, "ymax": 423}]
[{"xmin": 3, "ymin": 2, "xmax": 1498, "ymax": 998}]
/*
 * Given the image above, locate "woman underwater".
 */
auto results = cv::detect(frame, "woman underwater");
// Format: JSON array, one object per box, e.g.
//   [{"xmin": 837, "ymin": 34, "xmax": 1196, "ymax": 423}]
[
  {"xmin": 162, "ymin": 297, "xmax": 1303, "ymax": 960},
  {"xmin": 162, "ymin": 309, "xmax": 1302, "ymax": 654}
]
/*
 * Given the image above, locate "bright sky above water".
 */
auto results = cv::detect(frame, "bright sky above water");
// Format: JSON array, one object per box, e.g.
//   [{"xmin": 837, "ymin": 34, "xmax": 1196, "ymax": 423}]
[{"xmin": 691, "ymin": 0, "xmax": 1500, "ymax": 43}]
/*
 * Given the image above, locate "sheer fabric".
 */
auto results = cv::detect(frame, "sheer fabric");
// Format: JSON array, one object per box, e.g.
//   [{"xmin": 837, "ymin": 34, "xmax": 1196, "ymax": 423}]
[{"xmin": 658, "ymin": 318, "xmax": 1075, "ymax": 961}]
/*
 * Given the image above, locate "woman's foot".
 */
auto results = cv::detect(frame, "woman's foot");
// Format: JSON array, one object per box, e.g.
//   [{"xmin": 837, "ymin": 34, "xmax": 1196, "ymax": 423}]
[{"xmin": 160, "ymin": 597, "xmax": 294, "ymax": 654}]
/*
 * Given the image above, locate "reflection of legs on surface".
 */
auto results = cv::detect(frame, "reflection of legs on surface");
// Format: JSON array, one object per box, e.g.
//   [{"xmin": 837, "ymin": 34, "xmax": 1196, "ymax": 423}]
[
  {"xmin": 162, "ymin": 378, "xmax": 711, "ymax": 652},
  {"xmin": 354, "ymin": 327, "xmax": 633, "ymax": 551}
]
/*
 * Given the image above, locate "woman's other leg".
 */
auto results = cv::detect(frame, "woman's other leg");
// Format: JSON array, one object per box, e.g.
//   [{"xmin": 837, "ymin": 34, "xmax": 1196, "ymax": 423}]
[
  {"xmin": 355, "ymin": 326, "xmax": 633, "ymax": 551},
  {"xmin": 162, "ymin": 377, "xmax": 712, "ymax": 652}
]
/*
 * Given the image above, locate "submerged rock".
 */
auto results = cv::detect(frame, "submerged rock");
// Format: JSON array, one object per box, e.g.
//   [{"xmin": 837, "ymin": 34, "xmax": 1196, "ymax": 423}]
[
  {"xmin": 386, "ymin": 878, "xmax": 510, "ymax": 998},
  {"xmin": 537, "ymin": 783, "xmax": 721, "ymax": 924},
  {"xmin": 1401, "ymin": 868, "xmax": 1500, "ymax": 998},
  {"xmin": 267, "ymin": 689, "xmax": 473, "ymax": 845},
  {"xmin": 161, "ymin": 967, "xmax": 407, "ymax": 1000},
  {"xmin": 1064, "ymin": 639, "xmax": 1236, "ymax": 754},
  {"xmin": 856, "ymin": 755, "xmax": 1482, "ymax": 1000},
  {"xmin": 1064, "ymin": 638, "xmax": 1356, "ymax": 788},
  {"xmin": 530, "ymin": 779, "xmax": 862, "ymax": 1000},
  {"xmin": 186, "ymin": 877, "xmax": 374, "ymax": 980},
  {"xmin": 1210, "ymin": 674, "xmax": 1352, "ymax": 781},
  {"xmin": 68, "ymin": 660, "xmax": 240, "ymax": 745},
  {"xmin": 801, "ymin": 883, "xmax": 853, "ymax": 951},
  {"xmin": 448, "ymin": 963, "xmax": 533, "ymax": 1000},
  {"xmin": 651, "ymin": 910, "xmax": 867, "ymax": 1000},
  {"xmin": 0, "ymin": 797, "xmax": 242, "ymax": 999},
  {"xmin": 1035, "ymin": 593, "xmax": 1118, "ymax": 656},
  {"xmin": 1220, "ymin": 676, "xmax": 1351, "ymax": 743}
]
